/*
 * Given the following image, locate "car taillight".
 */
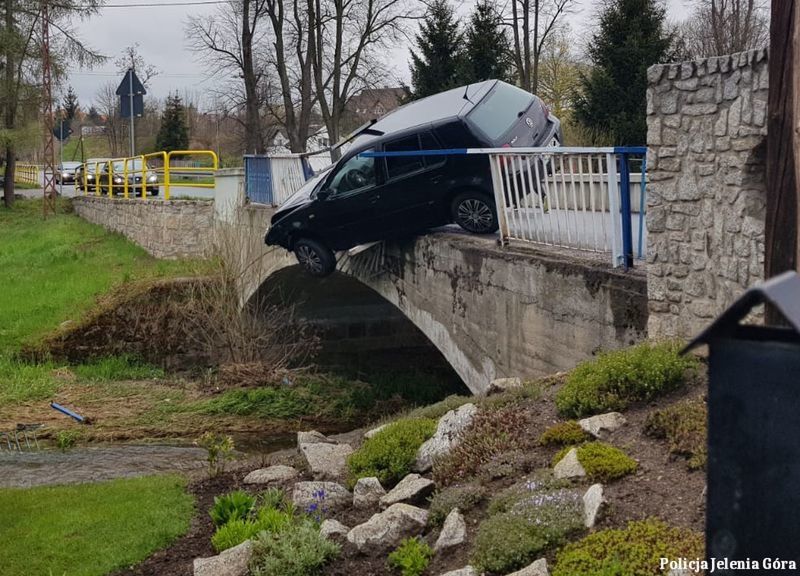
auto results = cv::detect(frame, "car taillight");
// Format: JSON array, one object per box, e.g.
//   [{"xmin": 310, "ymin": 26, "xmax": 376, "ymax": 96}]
[{"xmin": 499, "ymin": 143, "xmax": 512, "ymax": 168}]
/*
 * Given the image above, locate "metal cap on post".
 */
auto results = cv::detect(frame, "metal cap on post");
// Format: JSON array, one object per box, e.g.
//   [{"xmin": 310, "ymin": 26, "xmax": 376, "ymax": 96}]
[{"xmin": 685, "ymin": 271, "xmax": 800, "ymax": 565}]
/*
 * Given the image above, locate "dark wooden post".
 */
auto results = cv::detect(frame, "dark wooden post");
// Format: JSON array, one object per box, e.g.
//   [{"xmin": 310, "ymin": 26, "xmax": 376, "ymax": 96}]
[{"xmin": 765, "ymin": 0, "xmax": 798, "ymax": 324}]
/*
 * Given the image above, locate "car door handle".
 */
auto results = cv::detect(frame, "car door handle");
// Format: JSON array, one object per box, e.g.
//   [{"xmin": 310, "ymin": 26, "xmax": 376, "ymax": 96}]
[
  {"xmin": 370, "ymin": 194, "xmax": 381, "ymax": 204},
  {"xmin": 430, "ymin": 175, "xmax": 443, "ymax": 184}
]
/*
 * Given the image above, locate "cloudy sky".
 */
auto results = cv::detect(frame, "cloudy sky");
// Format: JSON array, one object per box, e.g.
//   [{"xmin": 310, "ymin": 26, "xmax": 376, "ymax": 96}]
[{"xmin": 66, "ymin": 0, "xmax": 692, "ymax": 111}]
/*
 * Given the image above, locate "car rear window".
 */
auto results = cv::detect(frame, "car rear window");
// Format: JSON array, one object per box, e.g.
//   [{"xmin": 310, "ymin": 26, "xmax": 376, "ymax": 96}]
[{"xmin": 467, "ymin": 83, "xmax": 535, "ymax": 142}]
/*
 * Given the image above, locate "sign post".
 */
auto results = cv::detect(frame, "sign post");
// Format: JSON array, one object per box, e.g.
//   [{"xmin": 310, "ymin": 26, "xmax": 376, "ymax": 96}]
[
  {"xmin": 116, "ymin": 68, "xmax": 146, "ymax": 157},
  {"xmin": 53, "ymin": 119, "xmax": 71, "ymax": 196}
]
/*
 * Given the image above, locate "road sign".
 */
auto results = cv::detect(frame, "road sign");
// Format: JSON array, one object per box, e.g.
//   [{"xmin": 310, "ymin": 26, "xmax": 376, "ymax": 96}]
[
  {"xmin": 117, "ymin": 68, "xmax": 146, "ymax": 119},
  {"xmin": 53, "ymin": 119, "xmax": 72, "ymax": 141}
]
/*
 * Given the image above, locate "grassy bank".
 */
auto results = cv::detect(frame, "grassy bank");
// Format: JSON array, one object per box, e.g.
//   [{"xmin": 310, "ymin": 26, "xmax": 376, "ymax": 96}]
[
  {"xmin": 0, "ymin": 475, "xmax": 193, "ymax": 576},
  {"xmin": 0, "ymin": 199, "xmax": 198, "ymax": 353}
]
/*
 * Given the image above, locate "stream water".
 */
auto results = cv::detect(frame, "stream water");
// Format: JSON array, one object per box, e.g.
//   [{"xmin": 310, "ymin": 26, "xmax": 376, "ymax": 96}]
[{"xmin": 0, "ymin": 434, "xmax": 296, "ymax": 489}]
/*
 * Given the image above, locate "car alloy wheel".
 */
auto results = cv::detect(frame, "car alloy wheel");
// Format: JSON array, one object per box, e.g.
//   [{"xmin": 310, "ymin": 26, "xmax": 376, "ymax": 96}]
[
  {"xmin": 296, "ymin": 244, "xmax": 324, "ymax": 275},
  {"xmin": 457, "ymin": 198, "xmax": 495, "ymax": 233},
  {"xmin": 293, "ymin": 237, "xmax": 336, "ymax": 277}
]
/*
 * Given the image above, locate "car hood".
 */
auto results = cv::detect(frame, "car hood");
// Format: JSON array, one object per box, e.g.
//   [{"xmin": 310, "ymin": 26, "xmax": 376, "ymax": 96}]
[{"xmin": 272, "ymin": 168, "xmax": 331, "ymax": 222}]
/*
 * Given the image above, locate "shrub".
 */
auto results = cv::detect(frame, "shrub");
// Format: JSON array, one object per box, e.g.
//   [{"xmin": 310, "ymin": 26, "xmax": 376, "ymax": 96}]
[
  {"xmin": 197, "ymin": 432, "xmax": 235, "ymax": 476},
  {"xmin": 210, "ymin": 490, "xmax": 256, "ymax": 527},
  {"xmin": 259, "ymin": 487, "xmax": 288, "ymax": 511},
  {"xmin": 55, "ymin": 429, "xmax": 80, "ymax": 452},
  {"xmin": 552, "ymin": 442, "xmax": 638, "ymax": 482},
  {"xmin": 388, "ymin": 537, "xmax": 433, "ymax": 576},
  {"xmin": 347, "ymin": 418, "xmax": 437, "ymax": 487},
  {"xmin": 538, "ymin": 421, "xmax": 591, "ymax": 446},
  {"xmin": 555, "ymin": 342, "xmax": 698, "ymax": 418},
  {"xmin": 250, "ymin": 518, "xmax": 340, "ymax": 576},
  {"xmin": 486, "ymin": 474, "xmax": 571, "ymax": 517},
  {"xmin": 428, "ymin": 483, "xmax": 487, "ymax": 526},
  {"xmin": 211, "ymin": 518, "xmax": 261, "ymax": 552},
  {"xmin": 552, "ymin": 519, "xmax": 704, "ymax": 576},
  {"xmin": 472, "ymin": 486, "xmax": 584, "ymax": 574},
  {"xmin": 433, "ymin": 406, "xmax": 530, "ymax": 487},
  {"xmin": 211, "ymin": 507, "xmax": 294, "ymax": 552},
  {"xmin": 644, "ymin": 398, "xmax": 707, "ymax": 470}
]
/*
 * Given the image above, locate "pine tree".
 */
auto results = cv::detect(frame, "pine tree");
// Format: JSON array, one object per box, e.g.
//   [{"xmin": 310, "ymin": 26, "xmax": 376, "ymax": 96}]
[
  {"xmin": 409, "ymin": 0, "xmax": 463, "ymax": 99},
  {"xmin": 460, "ymin": 0, "xmax": 512, "ymax": 85},
  {"xmin": 155, "ymin": 93, "xmax": 189, "ymax": 153},
  {"xmin": 62, "ymin": 86, "xmax": 80, "ymax": 121},
  {"xmin": 574, "ymin": 0, "xmax": 673, "ymax": 145}
]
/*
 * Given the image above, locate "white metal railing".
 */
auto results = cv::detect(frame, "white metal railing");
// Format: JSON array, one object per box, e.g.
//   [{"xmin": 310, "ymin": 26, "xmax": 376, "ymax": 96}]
[{"xmin": 482, "ymin": 146, "xmax": 647, "ymax": 268}]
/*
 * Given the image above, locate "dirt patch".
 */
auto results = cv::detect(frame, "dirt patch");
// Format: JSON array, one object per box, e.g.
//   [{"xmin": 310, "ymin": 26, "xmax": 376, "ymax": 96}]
[{"xmin": 22, "ymin": 277, "xmax": 213, "ymax": 370}]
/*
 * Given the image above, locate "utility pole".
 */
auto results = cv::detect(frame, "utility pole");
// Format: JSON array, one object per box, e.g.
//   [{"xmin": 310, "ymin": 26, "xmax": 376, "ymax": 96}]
[
  {"xmin": 795, "ymin": 2, "xmax": 800, "ymax": 267},
  {"xmin": 128, "ymin": 67, "xmax": 135, "ymax": 156},
  {"xmin": 41, "ymin": 0, "xmax": 57, "ymax": 216},
  {"xmin": 765, "ymin": 0, "xmax": 797, "ymax": 324}
]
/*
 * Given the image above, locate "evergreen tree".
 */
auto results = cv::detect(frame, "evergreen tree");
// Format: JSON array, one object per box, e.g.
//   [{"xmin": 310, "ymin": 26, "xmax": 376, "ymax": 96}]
[
  {"xmin": 155, "ymin": 93, "xmax": 189, "ymax": 153},
  {"xmin": 87, "ymin": 106, "xmax": 101, "ymax": 124},
  {"xmin": 574, "ymin": 0, "xmax": 673, "ymax": 145},
  {"xmin": 409, "ymin": 0, "xmax": 463, "ymax": 99},
  {"xmin": 460, "ymin": 0, "xmax": 512, "ymax": 84},
  {"xmin": 62, "ymin": 86, "xmax": 80, "ymax": 121}
]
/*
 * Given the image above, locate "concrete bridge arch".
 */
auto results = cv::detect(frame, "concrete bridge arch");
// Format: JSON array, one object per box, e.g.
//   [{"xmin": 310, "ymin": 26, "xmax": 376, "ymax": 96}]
[{"xmin": 237, "ymin": 205, "xmax": 648, "ymax": 395}]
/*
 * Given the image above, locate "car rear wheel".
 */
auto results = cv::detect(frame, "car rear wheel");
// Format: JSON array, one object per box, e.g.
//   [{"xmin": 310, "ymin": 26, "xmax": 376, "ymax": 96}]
[
  {"xmin": 294, "ymin": 237, "xmax": 336, "ymax": 278},
  {"xmin": 451, "ymin": 191, "xmax": 498, "ymax": 234}
]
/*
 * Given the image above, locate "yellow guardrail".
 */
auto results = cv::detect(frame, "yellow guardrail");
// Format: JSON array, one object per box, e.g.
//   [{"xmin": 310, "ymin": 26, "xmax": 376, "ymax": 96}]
[
  {"xmin": 79, "ymin": 150, "xmax": 218, "ymax": 201},
  {"xmin": 15, "ymin": 164, "xmax": 40, "ymax": 186}
]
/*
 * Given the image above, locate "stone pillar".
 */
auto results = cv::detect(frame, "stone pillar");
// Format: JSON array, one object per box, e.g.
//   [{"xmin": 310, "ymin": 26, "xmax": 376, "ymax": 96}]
[{"xmin": 646, "ymin": 49, "xmax": 769, "ymax": 339}]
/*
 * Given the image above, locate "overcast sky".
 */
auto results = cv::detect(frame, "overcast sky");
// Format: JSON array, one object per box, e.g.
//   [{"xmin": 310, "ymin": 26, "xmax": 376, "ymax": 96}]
[{"xmin": 66, "ymin": 0, "xmax": 692, "ymax": 111}]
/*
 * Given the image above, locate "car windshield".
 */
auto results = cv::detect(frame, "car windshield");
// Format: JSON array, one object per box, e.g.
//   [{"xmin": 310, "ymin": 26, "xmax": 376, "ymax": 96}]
[
  {"xmin": 110, "ymin": 159, "xmax": 146, "ymax": 172},
  {"xmin": 467, "ymin": 83, "xmax": 535, "ymax": 142},
  {"xmin": 60, "ymin": 163, "xmax": 80, "ymax": 170}
]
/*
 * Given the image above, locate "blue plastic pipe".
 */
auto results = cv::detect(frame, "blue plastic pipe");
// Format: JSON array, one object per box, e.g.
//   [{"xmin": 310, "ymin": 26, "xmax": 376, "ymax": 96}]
[{"xmin": 50, "ymin": 402, "xmax": 85, "ymax": 423}]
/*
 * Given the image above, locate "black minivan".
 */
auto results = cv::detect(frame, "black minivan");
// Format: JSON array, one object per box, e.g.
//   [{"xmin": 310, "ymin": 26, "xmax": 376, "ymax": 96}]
[{"xmin": 265, "ymin": 79, "xmax": 562, "ymax": 277}]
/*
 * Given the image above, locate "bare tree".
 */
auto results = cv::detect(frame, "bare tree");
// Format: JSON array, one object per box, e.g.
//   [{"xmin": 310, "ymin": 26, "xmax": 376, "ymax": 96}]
[
  {"xmin": 506, "ymin": 0, "xmax": 575, "ymax": 94},
  {"xmin": 186, "ymin": 0, "xmax": 270, "ymax": 153},
  {"xmin": 308, "ymin": 0, "xmax": 416, "ymax": 160},
  {"xmin": 679, "ymin": 0, "xmax": 769, "ymax": 58},
  {"xmin": 261, "ymin": 0, "xmax": 317, "ymax": 153},
  {"xmin": 115, "ymin": 43, "xmax": 159, "ymax": 87},
  {"xmin": 95, "ymin": 81, "xmax": 123, "ymax": 157},
  {"xmin": 1, "ymin": 0, "xmax": 103, "ymax": 207},
  {"xmin": 536, "ymin": 26, "xmax": 584, "ymax": 120}
]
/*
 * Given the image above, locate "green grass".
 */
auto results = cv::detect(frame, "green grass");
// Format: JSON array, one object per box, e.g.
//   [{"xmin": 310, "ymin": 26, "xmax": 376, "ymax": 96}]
[
  {"xmin": 0, "ymin": 199, "xmax": 198, "ymax": 353},
  {"xmin": 71, "ymin": 355, "xmax": 165, "ymax": 381},
  {"xmin": 0, "ymin": 475, "xmax": 194, "ymax": 576},
  {"xmin": 0, "ymin": 198, "xmax": 199, "ymax": 406}
]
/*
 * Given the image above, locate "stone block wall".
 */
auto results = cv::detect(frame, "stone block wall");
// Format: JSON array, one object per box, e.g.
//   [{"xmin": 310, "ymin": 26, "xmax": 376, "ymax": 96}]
[
  {"xmin": 72, "ymin": 196, "xmax": 213, "ymax": 259},
  {"xmin": 646, "ymin": 48, "xmax": 768, "ymax": 339}
]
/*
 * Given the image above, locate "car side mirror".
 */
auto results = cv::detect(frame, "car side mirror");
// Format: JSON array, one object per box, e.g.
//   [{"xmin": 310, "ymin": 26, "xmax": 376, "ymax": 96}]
[{"xmin": 316, "ymin": 188, "xmax": 332, "ymax": 201}]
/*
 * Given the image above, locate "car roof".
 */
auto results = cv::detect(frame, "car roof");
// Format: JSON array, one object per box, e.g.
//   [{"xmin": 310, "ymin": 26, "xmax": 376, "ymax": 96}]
[
  {"xmin": 61, "ymin": 161, "xmax": 81, "ymax": 167},
  {"xmin": 349, "ymin": 80, "xmax": 497, "ymax": 150}
]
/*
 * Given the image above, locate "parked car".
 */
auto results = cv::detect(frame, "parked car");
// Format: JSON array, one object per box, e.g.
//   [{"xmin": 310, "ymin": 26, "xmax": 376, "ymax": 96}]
[
  {"xmin": 99, "ymin": 159, "xmax": 160, "ymax": 196},
  {"xmin": 75, "ymin": 158, "xmax": 110, "ymax": 194},
  {"xmin": 265, "ymin": 79, "xmax": 562, "ymax": 277},
  {"xmin": 55, "ymin": 162, "xmax": 82, "ymax": 185}
]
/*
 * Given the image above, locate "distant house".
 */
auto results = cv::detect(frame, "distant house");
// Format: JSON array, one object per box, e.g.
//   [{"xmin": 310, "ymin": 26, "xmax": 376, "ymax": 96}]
[
  {"xmin": 268, "ymin": 125, "xmax": 330, "ymax": 154},
  {"xmin": 344, "ymin": 87, "xmax": 409, "ymax": 130}
]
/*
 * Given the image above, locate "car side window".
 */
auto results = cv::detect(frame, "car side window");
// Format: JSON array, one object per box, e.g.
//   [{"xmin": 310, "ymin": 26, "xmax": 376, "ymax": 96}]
[
  {"xmin": 328, "ymin": 151, "xmax": 377, "ymax": 196},
  {"xmin": 384, "ymin": 135, "xmax": 424, "ymax": 180},
  {"xmin": 420, "ymin": 132, "xmax": 443, "ymax": 168}
]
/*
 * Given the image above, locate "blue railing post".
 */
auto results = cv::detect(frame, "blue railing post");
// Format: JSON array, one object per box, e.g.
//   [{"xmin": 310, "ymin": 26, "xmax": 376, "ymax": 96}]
[{"xmin": 617, "ymin": 151, "xmax": 634, "ymax": 270}]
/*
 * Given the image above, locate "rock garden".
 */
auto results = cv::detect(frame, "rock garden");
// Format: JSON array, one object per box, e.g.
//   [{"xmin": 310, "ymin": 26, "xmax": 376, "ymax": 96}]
[{"xmin": 120, "ymin": 340, "xmax": 708, "ymax": 576}]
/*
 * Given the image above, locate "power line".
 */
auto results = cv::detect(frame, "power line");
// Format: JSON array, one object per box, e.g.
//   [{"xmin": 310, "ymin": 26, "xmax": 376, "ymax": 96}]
[{"xmin": 74, "ymin": 0, "xmax": 229, "ymax": 6}]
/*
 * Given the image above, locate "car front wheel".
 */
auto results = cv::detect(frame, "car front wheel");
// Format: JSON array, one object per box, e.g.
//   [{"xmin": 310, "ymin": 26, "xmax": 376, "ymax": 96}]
[
  {"xmin": 293, "ymin": 237, "xmax": 336, "ymax": 278},
  {"xmin": 451, "ymin": 191, "xmax": 498, "ymax": 234}
]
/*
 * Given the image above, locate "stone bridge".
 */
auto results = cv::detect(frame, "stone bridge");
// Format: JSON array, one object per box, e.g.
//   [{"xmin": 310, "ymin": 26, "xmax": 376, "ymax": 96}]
[
  {"xmin": 232, "ymin": 204, "xmax": 648, "ymax": 395},
  {"xmin": 70, "ymin": 48, "xmax": 772, "ymax": 395}
]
